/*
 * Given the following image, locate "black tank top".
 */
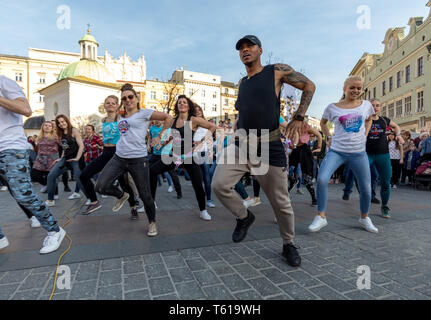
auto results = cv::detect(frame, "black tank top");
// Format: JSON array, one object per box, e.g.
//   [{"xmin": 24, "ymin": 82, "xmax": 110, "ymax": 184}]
[
  {"xmin": 172, "ymin": 115, "xmax": 195, "ymax": 155},
  {"xmin": 235, "ymin": 64, "xmax": 286, "ymax": 167}
]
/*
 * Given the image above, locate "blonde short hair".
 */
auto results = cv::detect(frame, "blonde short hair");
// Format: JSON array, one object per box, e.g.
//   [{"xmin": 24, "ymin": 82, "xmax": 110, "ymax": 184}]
[{"xmin": 344, "ymin": 76, "xmax": 364, "ymax": 88}]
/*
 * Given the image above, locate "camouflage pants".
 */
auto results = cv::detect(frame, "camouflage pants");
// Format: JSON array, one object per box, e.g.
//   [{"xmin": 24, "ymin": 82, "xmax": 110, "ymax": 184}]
[{"xmin": 0, "ymin": 149, "xmax": 59, "ymax": 238}]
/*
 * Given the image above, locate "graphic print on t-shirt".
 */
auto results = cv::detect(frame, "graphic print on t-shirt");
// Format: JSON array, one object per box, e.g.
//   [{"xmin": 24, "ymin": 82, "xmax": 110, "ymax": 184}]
[
  {"xmin": 118, "ymin": 120, "xmax": 130, "ymax": 135},
  {"xmin": 339, "ymin": 113, "xmax": 363, "ymax": 133},
  {"xmin": 369, "ymin": 122, "xmax": 384, "ymax": 140}
]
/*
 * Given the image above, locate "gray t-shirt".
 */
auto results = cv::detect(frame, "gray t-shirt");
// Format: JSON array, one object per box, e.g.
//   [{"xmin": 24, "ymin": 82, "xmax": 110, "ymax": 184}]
[
  {"xmin": 0, "ymin": 76, "xmax": 29, "ymax": 152},
  {"xmin": 116, "ymin": 109, "xmax": 154, "ymax": 158}
]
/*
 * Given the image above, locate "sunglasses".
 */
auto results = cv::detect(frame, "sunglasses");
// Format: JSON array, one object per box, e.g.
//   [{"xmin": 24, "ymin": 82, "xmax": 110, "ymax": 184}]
[{"xmin": 121, "ymin": 95, "xmax": 135, "ymax": 102}]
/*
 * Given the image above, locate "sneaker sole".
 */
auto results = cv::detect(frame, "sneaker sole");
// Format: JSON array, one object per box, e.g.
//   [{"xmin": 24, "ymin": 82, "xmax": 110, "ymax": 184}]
[
  {"xmin": 359, "ymin": 224, "xmax": 379, "ymax": 233},
  {"xmin": 250, "ymin": 202, "xmax": 261, "ymax": 207},
  {"xmin": 83, "ymin": 205, "xmax": 102, "ymax": 215},
  {"xmin": 148, "ymin": 232, "xmax": 158, "ymax": 237},
  {"xmin": 0, "ymin": 239, "xmax": 10, "ymax": 250},
  {"xmin": 308, "ymin": 222, "xmax": 328, "ymax": 233},
  {"xmin": 40, "ymin": 229, "xmax": 66, "ymax": 254},
  {"xmin": 112, "ymin": 194, "xmax": 129, "ymax": 212}
]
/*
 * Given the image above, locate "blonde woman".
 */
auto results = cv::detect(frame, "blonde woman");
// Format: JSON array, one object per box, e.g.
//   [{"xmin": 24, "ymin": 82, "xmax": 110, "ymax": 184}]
[{"xmin": 309, "ymin": 76, "xmax": 378, "ymax": 233}]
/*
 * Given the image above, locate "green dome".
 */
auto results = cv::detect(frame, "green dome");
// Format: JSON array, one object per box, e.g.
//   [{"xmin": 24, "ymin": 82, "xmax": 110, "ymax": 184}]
[
  {"xmin": 58, "ymin": 59, "xmax": 115, "ymax": 82},
  {"xmin": 79, "ymin": 33, "xmax": 98, "ymax": 44}
]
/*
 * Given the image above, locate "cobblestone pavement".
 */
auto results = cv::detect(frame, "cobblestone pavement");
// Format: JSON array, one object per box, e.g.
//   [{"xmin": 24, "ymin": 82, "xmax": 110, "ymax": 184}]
[{"xmin": 0, "ymin": 180, "xmax": 430, "ymax": 300}]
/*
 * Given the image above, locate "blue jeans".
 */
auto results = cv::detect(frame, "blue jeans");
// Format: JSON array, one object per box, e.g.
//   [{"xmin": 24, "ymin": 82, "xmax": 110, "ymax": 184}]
[
  {"xmin": 200, "ymin": 163, "xmax": 212, "ymax": 201},
  {"xmin": 289, "ymin": 165, "xmax": 302, "ymax": 189},
  {"xmin": 0, "ymin": 150, "xmax": 59, "ymax": 238},
  {"xmin": 47, "ymin": 158, "xmax": 87, "ymax": 200},
  {"xmin": 343, "ymin": 163, "xmax": 379, "ymax": 199},
  {"xmin": 317, "ymin": 150, "xmax": 371, "ymax": 214}
]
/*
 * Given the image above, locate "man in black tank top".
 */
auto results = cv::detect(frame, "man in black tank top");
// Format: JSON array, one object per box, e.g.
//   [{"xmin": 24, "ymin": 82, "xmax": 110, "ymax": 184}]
[{"xmin": 212, "ymin": 35, "xmax": 316, "ymax": 267}]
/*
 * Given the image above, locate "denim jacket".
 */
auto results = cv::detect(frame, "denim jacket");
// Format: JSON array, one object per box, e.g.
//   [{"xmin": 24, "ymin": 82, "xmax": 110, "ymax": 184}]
[{"xmin": 420, "ymin": 137, "xmax": 431, "ymax": 156}]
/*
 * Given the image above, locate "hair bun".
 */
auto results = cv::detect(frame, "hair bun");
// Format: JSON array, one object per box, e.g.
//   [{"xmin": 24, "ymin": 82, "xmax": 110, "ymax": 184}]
[{"xmin": 121, "ymin": 83, "xmax": 134, "ymax": 92}]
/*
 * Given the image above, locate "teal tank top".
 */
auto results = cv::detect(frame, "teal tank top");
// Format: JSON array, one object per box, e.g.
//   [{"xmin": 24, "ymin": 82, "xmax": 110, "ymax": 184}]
[{"xmin": 102, "ymin": 121, "xmax": 120, "ymax": 145}]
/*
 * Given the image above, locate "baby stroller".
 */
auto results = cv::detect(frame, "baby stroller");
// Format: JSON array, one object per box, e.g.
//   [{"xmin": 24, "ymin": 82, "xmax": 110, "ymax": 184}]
[{"xmin": 414, "ymin": 160, "xmax": 431, "ymax": 190}]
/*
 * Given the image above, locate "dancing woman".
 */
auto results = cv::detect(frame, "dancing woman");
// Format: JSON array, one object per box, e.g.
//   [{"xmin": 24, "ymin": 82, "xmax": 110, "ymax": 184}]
[
  {"xmin": 95, "ymin": 84, "xmax": 173, "ymax": 236},
  {"xmin": 149, "ymin": 95, "xmax": 217, "ymax": 221},
  {"xmin": 80, "ymin": 95, "xmax": 139, "ymax": 217},
  {"xmin": 308, "ymin": 76, "xmax": 378, "ymax": 233}
]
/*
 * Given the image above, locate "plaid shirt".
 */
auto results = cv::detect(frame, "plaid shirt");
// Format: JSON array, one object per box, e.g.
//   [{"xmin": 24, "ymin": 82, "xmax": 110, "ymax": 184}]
[{"xmin": 84, "ymin": 134, "xmax": 103, "ymax": 163}]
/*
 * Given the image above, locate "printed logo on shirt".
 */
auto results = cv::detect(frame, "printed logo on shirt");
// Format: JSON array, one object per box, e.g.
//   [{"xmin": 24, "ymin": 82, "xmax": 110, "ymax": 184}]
[
  {"xmin": 339, "ymin": 113, "xmax": 363, "ymax": 133},
  {"xmin": 118, "ymin": 120, "xmax": 130, "ymax": 135},
  {"xmin": 369, "ymin": 123, "xmax": 384, "ymax": 139}
]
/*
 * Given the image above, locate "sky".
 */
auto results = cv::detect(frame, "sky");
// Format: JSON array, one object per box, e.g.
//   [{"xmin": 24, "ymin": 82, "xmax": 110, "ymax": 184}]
[{"xmin": 0, "ymin": 0, "xmax": 429, "ymax": 118}]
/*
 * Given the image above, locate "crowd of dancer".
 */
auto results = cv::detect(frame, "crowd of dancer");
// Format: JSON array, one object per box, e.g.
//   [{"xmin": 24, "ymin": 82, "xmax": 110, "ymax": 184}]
[{"xmin": 1, "ymin": 35, "xmax": 430, "ymax": 269}]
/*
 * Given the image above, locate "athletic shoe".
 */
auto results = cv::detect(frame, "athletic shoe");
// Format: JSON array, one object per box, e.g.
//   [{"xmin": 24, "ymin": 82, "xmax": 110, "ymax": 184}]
[
  {"xmin": 155, "ymin": 202, "xmax": 158, "ymax": 210},
  {"xmin": 0, "ymin": 236, "xmax": 9, "ymax": 250},
  {"xmin": 177, "ymin": 193, "xmax": 183, "ymax": 199},
  {"xmin": 39, "ymin": 227, "xmax": 66, "ymax": 254},
  {"xmin": 112, "ymin": 192, "xmax": 129, "ymax": 212},
  {"xmin": 168, "ymin": 186, "xmax": 174, "ymax": 193},
  {"xmin": 251, "ymin": 198, "xmax": 262, "ymax": 207},
  {"xmin": 148, "ymin": 222, "xmax": 158, "ymax": 237},
  {"xmin": 54, "ymin": 195, "xmax": 59, "ymax": 200},
  {"xmin": 137, "ymin": 206, "xmax": 146, "ymax": 213},
  {"xmin": 200, "ymin": 210, "xmax": 212, "ymax": 221},
  {"xmin": 64, "ymin": 186, "xmax": 72, "ymax": 192},
  {"xmin": 282, "ymin": 243, "xmax": 301, "ymax": 267},
  {"xmin": 68, "ymin": 192, "xmax": 81, "ymax": 200},
  {"xmin": 359, "ymin": 217, "xmax": 378, "ymax": 233},
  {"xmin": 243, "ymin": 198, "xmax": 254, "ymax": 208},
  {"xmin": 311, "ymin": 199, "xmax": 317, "ymax": 206},
  {"xmin": 101, "ymin": 195, "xmax": 108, "ymax": 198},
  {"xmin": 392, "ymin": 185, "xmax": 397, "ymax": 189},
  {"xmin": 274, "ymin": 216, "xmax": 278, "ymax": 224},
  {"xmin": 130, "ymin": 208, "xmax": 139, "ymax": 220},
  {"xmin": 83, "ymin": 201, "xmax": 102, "ymax": 215},
  {"xmin": 206, "ymin": 200, "xmax": 216, "ymax": 208},
  {"xmin": 312, "ymin": 178, "xmax": 316, "ymax": 183},
  {"xmin": 85, "ymin": 199, "xmax": 91, "ymax": 206},
  {"xmin": 371, "ymin": 198, "xmax": 381, "ymax": 204},
  {"xmin": 45, "ymin": 200, "xmax": 55, "ymax": 207},
  {"xmin": 308, "ymin": 215, "xmax": 328, "ymax": 232},
  {"xmin": 342, "ymin": 194, "xmax": 350, "ymax": 201},
  {"xmin": 232, "ymin": 211, "xmax": 255, "ymax": 243},
  {"xmin": 40, "ymin": 186, "xmax": 48, "ymax": 193},
  {"xmin": 296, "ymin": 189, "xmax": 304, "ymax": 195},
  {"xmin": 381, "ymin": 206, "xmax": 391, "ymax": 219},
  {"xmin": 0, "ymin": 186, "xmax": 8, "ymax": 192},
  {"xmin": 30, "ymin": 216, "xmax": 41, "ymax": 228}
]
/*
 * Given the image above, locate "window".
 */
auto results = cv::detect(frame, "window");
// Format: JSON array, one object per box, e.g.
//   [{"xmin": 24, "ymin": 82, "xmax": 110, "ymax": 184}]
[
  {"xmin": 151, "ymin": 105, "xmax": 157, "ymax": 110},
  {"xmin": 396, "ymin": 71, "xmax": 401, "ymax": 88},
  {"xmin": 201, "ymin": 90, "xmax": 206, "ymax": 98},
  {"xmin": 202, "ymin": 102, "xmax": 206, "ymax": 110},
  {"xmin": 212, "ymin": 104, "xmax": 217, "ymax": 112},
  {"xmin": 404, "ymin": 96, "xmax": 411, "ymax": 116},
  {"xmin": 189, "ymin": 88, "xmax": 194, "ymax": 96},
  {"xmin": 389, "ymin": 77, "xmax": 393, "ymax": 92},
  {"xmin": 213, "ymin": 91, "xmax": 217, "ymax": 99},
  {"xmin": 395, "ymin": 100, "xmax": 403, "ymax": 118},
  {"xmin": 405, "ymin": 65, "xmax": 411, "ymax": 83},
  {"xmin": 382, "ymin": 81, "xmax": 386, "ymax": 96},
  {"xmin": 39, "ymin": 94, "xmax": 44, "ymax": 103},
  {"xmin": 417, "ymin": 91, "xmax": 424, "ymax": 113},
  {"xmin": 373, "ymin": 87, "xmax": 376, "ymax": 99},
  {"xmin": 15, "ymin": 72, "xmax": 23, "ymax": 82},
  {"xmin": 417, "ymin": 57, "xmax": 424, "ymax": 77},
  {"xmin": 388, "ymin": 103, "xmax": 394, "ymax": 118},
  {"xmin": 419, "ymin": 116, "xmax": 426, "ymax": 128},
  {"xmin": 224, "ymin": 99, "xmax": 228, "ymax": 106},
  {"xmin": 224, "ymin": 88, "xmax": 229, "ymax": 94},
  {"xmin": 382, "ymin": 106, "xmax": 387, "ymax": 118},
  {"xmin": 39, "ymin": 74, "xmax": 46, "ymax": 84},
  {"xmin": 163, "ymin": 92, "xmax": 168, "ymax": 101},
  {"xmin": 150, "ymin": 91, "xmax": 156, "ymax": 100}
]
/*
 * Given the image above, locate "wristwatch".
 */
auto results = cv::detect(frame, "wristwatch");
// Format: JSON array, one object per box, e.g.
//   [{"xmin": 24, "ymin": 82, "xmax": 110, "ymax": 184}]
[{"xmin": 293, "ymin": 114, "xmax": 305, "ymax": 122}]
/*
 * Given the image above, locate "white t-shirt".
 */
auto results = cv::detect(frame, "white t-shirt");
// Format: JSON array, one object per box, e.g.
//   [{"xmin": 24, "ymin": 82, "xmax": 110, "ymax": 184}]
[
  {"xmin": 193, "ymin": 127, "xmax": 209, "ymax": 153},
  {"xmin": 322, "ymin": 100, "xmax": 374, "ymax": 153},
  {"xmin": 115, "ymin": 109, "xmax": 154, "ymax": 158},
  {"xmin": 0, "ymin": 76, "xmax": 29, "ymax": 152}
]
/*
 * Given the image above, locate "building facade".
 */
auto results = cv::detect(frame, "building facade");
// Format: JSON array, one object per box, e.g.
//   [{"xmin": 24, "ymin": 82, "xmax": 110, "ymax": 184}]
[{"xmin": 350, "ymin": 1, "xmax": 431, "ymax": 132}]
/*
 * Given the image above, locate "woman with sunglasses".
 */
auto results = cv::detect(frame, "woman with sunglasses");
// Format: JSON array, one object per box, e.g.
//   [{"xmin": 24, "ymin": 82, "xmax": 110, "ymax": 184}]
[
  {"xmin": 79, "ymin": 95, "xmax": 139, "ymax": 217},
  {"xmin": 149, "ymin": 95, "xmax": 217, "ymax": 221},
  {"xmin": 95, "ymin": 84, "xmax": 173, "ymax": 237}
]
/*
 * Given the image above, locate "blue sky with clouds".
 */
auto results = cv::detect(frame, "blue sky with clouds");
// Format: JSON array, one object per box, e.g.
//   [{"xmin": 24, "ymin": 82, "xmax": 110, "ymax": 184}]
[{"xmin": 1, "ymin": 0, "xmax": 429, "ymax": 118}]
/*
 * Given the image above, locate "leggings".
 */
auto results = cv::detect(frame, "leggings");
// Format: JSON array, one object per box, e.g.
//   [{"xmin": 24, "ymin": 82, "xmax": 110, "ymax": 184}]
[
  {"xmin": 95, "ymin": 155, "xmax": 155, "ymax": 222},
  {"xmin": 150, "ymin": 158, "xmax": 206, "ymax": 211},
  {"xmin": 253, "ymin": 178, "xmax": 261, "ymax": 198},
  {"xmin": 289, "ymin": 144, "xmax": 316, "ymax": 201},
  {"xmin": 80, "ymin": 146, "xmax": 137, "ymax": 206},
  {"xmin": 149, "ymin": 154, "xmax": 182, "ymax": 196},
  {"xmin": 390, "ymin": 159, "xmax": 402, "ymax": 186}
]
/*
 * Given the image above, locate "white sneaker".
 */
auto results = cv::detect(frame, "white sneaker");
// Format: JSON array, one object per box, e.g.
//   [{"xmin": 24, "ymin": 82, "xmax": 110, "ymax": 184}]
[
  {"xmin": 200, "ymin": 210, "xmax": 212, "ymax": 221},
  {"xmin": 243, "ymin": 198, "xmax": 254, "ymax": 208},
  {"xmin": 297, "ymin": 189, "xmax": 304, "ymax": 195},
  {"xmin": 206, "ymin": 200, "xmax": 216, "ymax": 208},
  {"xmin": 155, "ymin": 202, "xmax": 158, "ymax": 210},
  {"xmin": 45, "ymin": 200, "xmax": 55, "ymax": 207},
  {"xmin": 251, "ymin": 198, "xmax": 262, "ymax": 207},
  {"xmin": 40, "ymin": 186, "xmax": 47, "ymax": 193},
  {"xmin": 30, "ymin": 216, "xmax": 41, "ymax": 228},
  {"xmin": 68, "ymin": 192, "xmax": 81, "ymax": 200},
  {"xmin": 112, "ymin": 192, "xmax": 129, "ymax": 212},
  {"xmin": 359, "ymin": 217, "xmax": 379, "ymax": 233},
  {"xmin": 308, "ymin": 215, "xmax": 328, "ymax": 232},
  {"xmin": 137, "ymin": 206, "xmax": 146, "ymax": 213},
  {"xmin": 168, "ymin": 186, "xmax": 174, "ymax": 193},
  {"xmin": 40, "ymin": 227, "xmax": 66, "ymax": 254},
  {"xmin": 0, "ymin": 186, "xmax": 8, "ymax": 192},
  {"xmin": 392, "ymin": 185, "xmax": 397, "ymax": 189},
  {"xmin": 85, "ymin": 199, "xmax": 91, "ymax": 206},
  {"xmin": 148, "ymin": 222, "xmax": 158, "ymax": 237},
  {"xmin": 54, "ymin": 195, "xmax": 59, "ymax": 200},
  {"xmin": 0, "ymin": 236, "xmax": 9, "ymax": 250}
]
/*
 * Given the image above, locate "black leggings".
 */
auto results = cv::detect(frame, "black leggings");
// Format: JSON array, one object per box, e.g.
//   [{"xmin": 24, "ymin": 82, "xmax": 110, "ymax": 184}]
[
  {"xmin": 391, "ymin": 159, "xmax": 402, "ymax": 186},
  {"xmin": 80, "ymin": 146, "xmax": 137, "ymax": 206},
  {"xmin": 150, "ymin": 158, "xmax": 206, "ymax": 211},
  {"xmin": 95, "ymin": 155, "xmax": 155, "ymax": 222},
  {"xmin": 253, "ymin": 178, "xmax": 261, "ymax": 198},
  {"xmin": 289, "ymin": 144, "xmax": 316, "ymax": 201},
  {"xmin": 149, "ymin": 154, "xmax": 182, "ymax": 195}
]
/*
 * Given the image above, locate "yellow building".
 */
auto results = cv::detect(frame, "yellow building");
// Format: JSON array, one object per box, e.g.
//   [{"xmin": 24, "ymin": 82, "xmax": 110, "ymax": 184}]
[
  {"xmin": 220, "ymin": 81, "xmax": 239, "ymax": 121},
  {"xmin": 350, "ymin": 1, "xmax": 431, "ymax": 132},
  {"xmin": 143, "ymin": 79, "xmax": 185, "ymax": 114}
]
